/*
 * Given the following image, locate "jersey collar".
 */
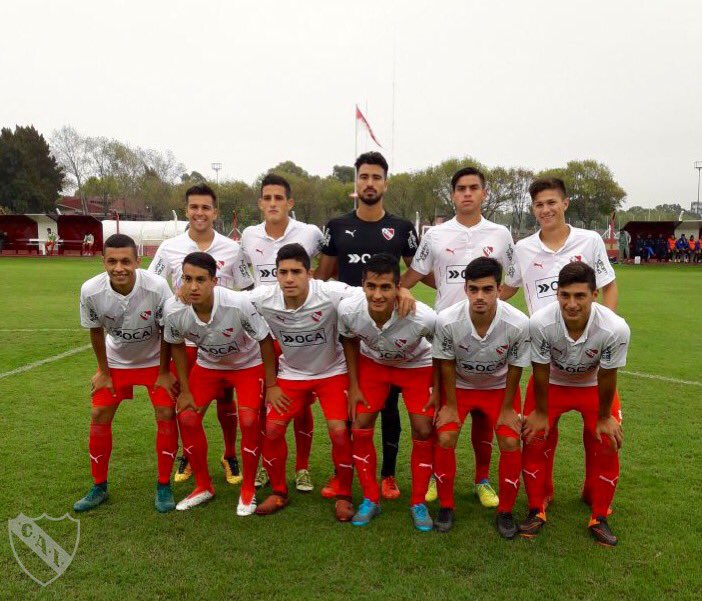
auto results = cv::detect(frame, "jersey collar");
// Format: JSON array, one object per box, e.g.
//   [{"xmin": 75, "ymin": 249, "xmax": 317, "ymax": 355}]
[
  {"xmin": 107, "ymin": 269, "xmax": 142, "ymax": 302},
  {"xmin": 262, "ymin": 219, "xmax": 295, "ymax": 241},
  {"xmin": 468, "ymin": 299, "xmax": 503, "ymax": 341},
  {"xmin": 536, "ymin": 225, "xmax": 574, "ymax": 254},
  {"xmin": 190, "ymin": 286, "xmax": 220, "ymax": 326},
  {"xmin": 558, "ymin": 301, "xmax": 596, "ymax": 345}
]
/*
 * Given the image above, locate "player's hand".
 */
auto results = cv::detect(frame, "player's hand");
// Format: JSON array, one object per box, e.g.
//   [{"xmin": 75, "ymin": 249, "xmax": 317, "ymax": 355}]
[
  {"xmin": 155, "ymin": 371, "xmax": 179, "ymax": 400},
  {"xmin": 91, "ymin": 370, "xmax": 115, "ymax": 397},
  {"xmin": 396, "ymin": 287, "xmax": 417, "ymax": 318},
  {"xmin": 266, "ymin": 386, "xmax": 291, "ymax": 414},
  {"xmin": 595, "ymin": 416, "xmax": 623, "ymax": 450},
  {"xmin": 496, "ymin": 407, "xmax": 522, "ymax": 437},
  {"xmin": 175, "ymin": 285, "xmax": 192, "ymax": 304},
  {"xmin": 176, "ymin": 390, "xmax": 197, "ymax": 414},
  {"xmin": 522, "ymin": 409, "xmax": 549, "ymax": 444},
  {"xmin": 422, "ymin": 386, "xmax": 439, "ymax": 415},
  {"xmin": 347, "ymin": 384, "xmax": 369, "ymax": 422},
  {"xmin": 435, "ymin": 404, "xmax": 459, "ymax": 429}
]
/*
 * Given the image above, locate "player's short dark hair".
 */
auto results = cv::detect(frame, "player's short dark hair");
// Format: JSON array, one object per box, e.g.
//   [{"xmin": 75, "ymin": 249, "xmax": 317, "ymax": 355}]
[
  {"xmin": 558, "ymin": 262, "xmax": 596, "ymax": 292},
  {"xmin": 529, "ymin": 177, "xmax": 567, "ymax": 200},
  {"xmin": 451, "ymin": 167, "xmax": 486, "ymax": 190},
  {"xmin": 355, "ymin": 152, "xmax": 389, "ymax": 178},
  {"xmin": 183, "ymin": 251, "xmax": 217, "ymax": 278},
  {"xmin": 464, "ymin": 257, "xmax": 502, "ymax": 285},
  {"xmin": 362, "ymin": 253, "xmax": 400, "ymax": 285},
  {"xmin": 185, "ymin": 183, "xmax": 217, "ymax": 207},
  {"xmin": 276, "ymin": 243, "xmax": 310, "ymax": 270},
  {"xmin": 261, "ymin": 173, "xmax": 291, "ymax": 198},
  {"xmin": 104, "ymin": 233, "xmax": 137, "ymax": 257}
]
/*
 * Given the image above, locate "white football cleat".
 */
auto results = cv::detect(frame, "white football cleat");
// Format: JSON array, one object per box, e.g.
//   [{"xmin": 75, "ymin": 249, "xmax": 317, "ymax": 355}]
[
  {"xmin": 236, "ymin": 494, "xmax": 258, "ymax": 517},
  {"xmin": 176, "ymin": 487, "xmax": 214, "ymax": 511}
]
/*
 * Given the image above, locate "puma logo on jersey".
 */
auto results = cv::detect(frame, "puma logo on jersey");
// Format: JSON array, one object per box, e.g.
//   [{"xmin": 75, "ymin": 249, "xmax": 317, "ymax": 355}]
[
  {"xmin": 445, "ymin": 248, "xmax": 456, "ymax": 255},
  {"xmin": 533, "ymin": 262, "xmax": 543, "ymax": 268},
  {"xmin": 140, "ymin": 310, "xmax": 152, "ymax": 320},
  {"xmin": 255, "ymin": 248, "xmax": 264, "ymax": 255},
  {"xmin": 345, "ymin": 229, "xmax": 356, "ymax": 237}
]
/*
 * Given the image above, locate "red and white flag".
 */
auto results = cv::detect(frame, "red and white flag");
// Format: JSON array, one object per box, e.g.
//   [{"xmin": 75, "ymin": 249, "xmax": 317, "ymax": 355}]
[{"xmin": 355, "ymin": 105, "xmax": 382, "ymax": 148}]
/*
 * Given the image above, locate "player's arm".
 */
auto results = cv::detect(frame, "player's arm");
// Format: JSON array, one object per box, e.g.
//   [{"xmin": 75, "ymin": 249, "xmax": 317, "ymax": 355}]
[
  {"xmin": 435, "ymin": 359, "xmax": 458, "ymax": 428},
  {"xmin": 500, "ymin": 284, "xmax": 519, "ymax": 301},
  {"xmin": 260, "ymin": 334, "xmax": 290, "ymax": 414},
  {"xmin": 154, "ymin": 334, "xmax": 178, "ymax": 400},
  {"xmin": 424, "ymin": 358, "xmax": 442, "ymax": 415},
  {"xmin": 171, "ymin": 342, "xmax": 196, "ymax": 414},
  {"xmin": 600, "ymin": 280, "xmax": 618, "ymax": 312},
  {"xmin": 496, "ymin": 364, "xmax": 523, "ymax": 434},
  {"xmin": 341, "ymin": 336, "xmax": 367, "ymax": 421},
  {"xmin": 399, "ymin": 266, "xmax": 426, "ymax": 290},
  {"xmin": 89, "ymin": 327, "xmax": 114, "ymax": 395},
  {"xmin": 595, "ymin": 367, "xmax": 622, "ymax": 449},
  {"xmin": 314, "ymin": 253, "xmax": 337, "ymax": 281},
  {"xmin": 523, "ymin": 361, "xmax": 550, "ymax": 442}
]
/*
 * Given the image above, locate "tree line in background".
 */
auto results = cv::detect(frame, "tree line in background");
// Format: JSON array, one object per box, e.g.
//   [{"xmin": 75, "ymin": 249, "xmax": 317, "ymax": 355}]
[{"xmin": 3, "ymin": 123, "xmax": 688, "ymax": 233}]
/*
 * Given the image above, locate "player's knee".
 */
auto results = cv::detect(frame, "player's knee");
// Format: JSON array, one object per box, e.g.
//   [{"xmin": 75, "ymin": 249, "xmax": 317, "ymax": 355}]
[
  {"xmin": 410, "ymin": 420, "xmax": 433, "ymax": 441},
  {"xmin": 265, "ymin": 419, "xmax": 287, "ymax": 440},
  {"xmin": 177, "ymin": 409, "xmax": 201, "ymax": 429},
  {"xmin": 238, "ymin": 407, "xmax": 259, "ymax": 430},
  {"xmin": 497, "ymin": 434, "xmax": 519, "ymax": 452},
  {"xmin": 90, "ymin": 406, "xmax": 114, "ymax": 425},
  {"xmin": 437, "ymin": 430, "xmax": 458, "ymax": 449},
  {"xmin": 154, "ymin": 405, "xmax": 174, "ymax": 422}
]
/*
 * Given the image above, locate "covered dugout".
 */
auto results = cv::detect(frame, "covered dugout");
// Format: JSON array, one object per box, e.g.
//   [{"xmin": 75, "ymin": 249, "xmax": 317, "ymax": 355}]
[
  {"xmin": 57, "ymin": 215, "xmax": 103, "ymax": 255},
  {"xmin": 0, "ymin": 215, "xmax": 39, "ymax": 254},
  {"xmin": 101, "ymin": 219, "xmax": 187, "ymax": 257}
]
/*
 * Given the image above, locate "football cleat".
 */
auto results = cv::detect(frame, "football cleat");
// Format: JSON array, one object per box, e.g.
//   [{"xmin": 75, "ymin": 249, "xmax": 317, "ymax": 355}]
[
  {"xmin": 335, "ymin": 498, "xmax": 355, "ymax": 522},
  {"xmin": 351, "ymin": 498, "xmax": 381, "ymax": 527},
  {"xmin": 175, "ymin": 486, "xmax": 214, "ymax": 511},
  {"xmin": 295, "ymin": 469, "xmax": 314, "ymax": 493},
  {"xmin": 381, "ymin": 476, "xmax": 401, "ymax": 500},
  {"xmin": 254, "ymin": 466, "xmax": 269, "ymax": 489},
  {"xmin": 496, "ymin": 512, "xmax": 518, "ymax": 539},
  {"xmin": 434, "ymin": 507, "xmax": 455, "ymax": 533},
  {"xmin": 221, "ymin": 456, "xmax": 243, "ymax": 485},
  {"xmin": 174, "ymin": 456, "xmax": 193, "ymax": 483},
  {"xmin": 321, "ymin": 475, "xmax": 340, "ymax": 499},
  {"xmin": 255, "ymin": 493, "xmax": 290, "ymax": 516},
  {"xmin": 589, "ymin": 517, "xmax": 618, "ymax": 547},
  {"xmin": 236, "ymin": 494, "xmax": 258, "ymax": 517},
  {"xmin": 73, "ymin": 484, "xmax": 108, "ymax": 512},
  {"xmin": 518, "ymin": 509, "xmax": 547, "ymax": 538},
  {"xmin": 425, "ymin": 476, "xmax": 438, "ymax": 503},
  {"xmin": 475, "ymin": 480, "xmax": 499, "ymax": 508},
  {"xmin": 155, "ymin": 482, "xmax": 176, "ymax": 513},
  {"xmin": 410, "ymin": 503, "xmax": 433, "ymax": 532}
]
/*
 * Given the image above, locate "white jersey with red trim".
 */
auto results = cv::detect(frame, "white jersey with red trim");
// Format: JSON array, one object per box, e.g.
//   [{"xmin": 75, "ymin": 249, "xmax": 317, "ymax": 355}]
[
  {"xmin": 505, "ymin": 226, "xmax": 616, "ymax": 315},
  {"xmin": 162, "ymin": 287, "xmax": 270, "ymax": 371},
  {"xmin": 240, "ymin": 219, "xmax": 323, "ymax": 286},
  {"xmin": 338, "ymin": 295, "xmax": 435, "ymax": 368},
  {"xmin": 80, "ymin": 269, "xmax": 172, "ymax": 369},
  {"xmin": 432, "ymin": 299, "xmax": 531, "ymax": 390},
  {"xmin": 411, "ymin": 217, "xmax": 514, "ymax": 312},
  {"xmin": 529, "ymin": 301, "xmax": 630, "ymax": 387},
  {"xmin": 247, "ymin": 279, "xmax": 362, "ymax": 380}
]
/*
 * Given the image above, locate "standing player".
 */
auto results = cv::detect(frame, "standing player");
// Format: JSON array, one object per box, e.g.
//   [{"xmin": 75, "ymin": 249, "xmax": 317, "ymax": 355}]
[
  {"xmin": 338, "ymin": 254, "xmax": 437, "ymax": 531},
  {"xmin": 74, "ymin": 234, "xmax": 178, "ymax": 513},
  {"xmin": 150, "ymin": 183, "xmax": 254, "ymax": 486},
  {"xmin": 162, "ymin": 252, "xmax": 276, "ymax": 514},
  {"xmin": 401, "ymin": 167, "xmax": 515, "ymax": 509},
  {"xmin": 316, "ymin": 151, "xmax": 420, "ymax": 500},
  {"xmin": 240, "ymin": 173, "xmax": 323, "ymax": 493},
  {"xmin": 501, "ymin": 177, "xmax": 618, "ymax": 509},
  {"xmin": 45, "ymin": 228, "xmax": 57, "ymax": 256},
  {"xmin": 519, "ymin": 262, "xmax": 629, "ymax": 546},
  {"xmin": 431, "ymin": 257, "xmax": 530, "ymax": 534}
]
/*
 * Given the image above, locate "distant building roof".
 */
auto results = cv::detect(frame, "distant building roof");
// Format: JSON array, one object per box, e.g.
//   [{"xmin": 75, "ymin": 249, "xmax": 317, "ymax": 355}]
[{"xmin": 56, "ymin": 196, "xmax": 151, "ymax": 218}]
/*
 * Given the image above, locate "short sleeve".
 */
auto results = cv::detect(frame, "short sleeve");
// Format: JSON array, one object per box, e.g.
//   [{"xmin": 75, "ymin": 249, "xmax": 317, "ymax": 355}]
[
  {"xmin": 320, "ymin": 222, "xmax": 337, "ymax": 256},
  {"xmin": 504, "ymin": 241, "xmax": 522, "ymax": 287},
  {"xmin": 325, "ymin": 281, "xmax": 363, "ymax": 308},
  {"xmin": 431, "ymin": 320, "xmax": 455, "ymax": 360},
  {"xmin": 309, "ymin": 225, "xmax": 324, "ymax": 258},
  {"xmin": 148, "ymin": 243, "xmax": 171, "ymax": 282},
  {"xmin": 402, "ymin": 224, "xmax": 419, "ymax": 257},
  {"xmin": 411, "ymin": 231, "xmax": 434, "ymax": 276},
  {"xmin": 529, "ymin": 318, "xmax": 551, "ymax": 364},
  {"xmin": 592, "ymin": 236, "xmax": 616, "ymax": 289},
  {"xmin": 155, "ymin": 278, "xmax": 173, "ymax": 323},
  {"xmin": 600, "ymin": 321, "xmax": 631, "ymax": 370},
  {"xmin": 231, "ymin": 247, "xmax": 254, "ymax": 290},
  {"xmin": 239, "ymin": 297, "xmax": 271, "ymax": 341},
  {"xmin": 163, "ymin": 311, "xmax": 185, "ymax": 344},
  {"xmin": 337, "ymin": 311, "xmax": 356, "ymax": 339},
  {"xmin": 507, "ymin": 321, "xmax": 531, "ymax": 368},
  {"xmin": 79, "ymin": 290, "xmax": 100, "ymax": 329}
]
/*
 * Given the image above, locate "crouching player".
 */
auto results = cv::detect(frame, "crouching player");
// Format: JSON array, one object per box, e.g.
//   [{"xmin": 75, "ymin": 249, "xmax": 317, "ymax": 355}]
[
  {"xmin": 162, "ymin": 252, "xmax": 277, "ymax": 515},
  {"xmin": 74, "ymin": 234, "xmax": 179, "ymax": 513},
  {"xmin": 432, "ymin": 257, "xmax": 530, "ymax": 535},
  {"xmin": 520, "ymin": 262, "xmax": 629, "ymax": 546},
  {"xmin": 338, "ymin": 253, "xmax": 437, "ymax": 531}
]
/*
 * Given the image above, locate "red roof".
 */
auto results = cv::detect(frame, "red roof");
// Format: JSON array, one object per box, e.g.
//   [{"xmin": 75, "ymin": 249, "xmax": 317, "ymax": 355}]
[{"xmin": 57, "ymin": 196, "xmax": 150, "ymax": 217}]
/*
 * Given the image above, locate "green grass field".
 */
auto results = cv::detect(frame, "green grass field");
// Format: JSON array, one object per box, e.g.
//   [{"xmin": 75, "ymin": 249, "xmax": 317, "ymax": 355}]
[{"xmin": 1, "ymin": 257, "xmax": 701, "ymax": 600}]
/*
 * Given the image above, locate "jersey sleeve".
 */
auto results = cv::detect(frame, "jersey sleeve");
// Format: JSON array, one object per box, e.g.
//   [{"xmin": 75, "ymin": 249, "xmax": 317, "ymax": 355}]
[
  {"xmin": 163, "ymin": 308, "xmax": 185, "ymax": 344},
  {"xmin": 600, "ymin": 320, "xmax": 631, "ymax": 370},
  {"xmin": 239, "ymin": 297, "xmax": 271, "ymax": 342},
  {"xmin": 507, "ymin": 321, "xmax": 531, "ymax": 368},
  {"xmin": 592, "ymin": 235, "xmax": 616, "ymax": 288},
  {"xmin": 148, "ymin": 243, "xmax": 172, "ymax": 283},
  {"xmin": 320, "ymin": 222, "xmax": 337, "ymax": 256},
  {"xmin": 231, "ymin": 247, "xmax": 254, "ymax": 290},
  {"xmin": 337, "ymin": 308, "xmax": 356, "ymax": 339},
  {"xmin": 431, "ymin": 319, "xmax": 455, "ymax": 360},
  {"xmin": 529, "ymin": 318, "xmax": 551, "ymax": 364},
  {"xmin": 416, "ymin": 303, "xmax": 437, "ymax": 341},
  {"xmin": 325, "ymin": 281, "xmax": 363, "ymax": 308},
  {"xmin": 402, "ymin": 224, "xmax": 420, "ymax": 258},
  {"xmin": 154, "ymin": 278, "xmax": 173, "ymax": 323},
  {"xmin": 410, "ymin": 231, "xmax": 434, "ymax": 276},
  {"xmin": 239, "ymin": 229, "xmax": 254, "ymax": 268},
  {"xmin": 504, "ymin": 241, "xmax": 523, "ymax": 287},
  {"xmin": 79, "ymin": 289, "xmax": 101, "ymax": 329},
  {"xmin": 309, "ymin": 225, "xmax": 324, "ymax": 258}
]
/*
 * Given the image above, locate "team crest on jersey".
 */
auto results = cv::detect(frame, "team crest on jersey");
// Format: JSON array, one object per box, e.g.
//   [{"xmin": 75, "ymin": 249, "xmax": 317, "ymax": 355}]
[
  {"xmin": 222, "ymin": 327, "xmax": 234, "ymax": 338},
  {"xmin": 382, "ymin": 228, "xmax": 395, "ymax": 241},
  {"xmin": 569, "ymin": 255, "xmax": 583, "ymax": 263},
  {"xmin": 483, "ymin": 246, "xmax": 494, "ymax": 257},
  {"xmin": 216, "ymin": 260, "xmax": 225, "ymax": 269},
  {"xmin": 585, "ymin": 348, "xmax": 599, "ymax": 358},
  {"xmin": 495, "ymin": 344, "xmax": 508, "ymax": 356},
  {"xmin": 394, "ymin": 338, "xmax": 407, "ymax": 349},
  {"xmin": 140, "ymin": 310, "xmax": 152, "ymax": 321},
  {"xmin": 311, "ymin": 310, "xmax": 323, "ymax": 323}
]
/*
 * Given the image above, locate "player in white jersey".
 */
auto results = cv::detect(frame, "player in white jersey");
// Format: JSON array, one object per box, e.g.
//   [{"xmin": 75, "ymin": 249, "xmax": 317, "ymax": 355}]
[
  {"xmin": 500, "ymin": 177, "xmax": 619, "ymax": 510},
  {"xmin": 431, "ymin": 257, "xmax": 531, "ymax": 535},
  {"xmin": 402, "ymin": 166, "xmax": 515, "ymax": 509},
  {"xmin": 240, "ymin": 173, "xmax": 323, "ymax": 493},
  {"xmin": 162, "ymin": 252, "xmax": 276, "ymax": 514},
  {"xmin": 73, "ymin": 234, "xmax": 179, "ymax": 514},
  {"xmin": 337, "ymin": 254, "xmax": 437, "ymax": 531},
  {"xmin": 519, "ymin": 262, "xmax": 629, "ymax": 546},
  {"xmin": 149, "ymin": 183, "xmax": 254, "ymax": 487}
]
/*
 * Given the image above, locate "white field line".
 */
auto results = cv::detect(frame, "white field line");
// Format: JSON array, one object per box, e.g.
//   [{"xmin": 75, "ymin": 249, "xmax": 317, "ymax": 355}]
[
  {"xmin": 0, "ymin": 328, "xmax": 82, "ymax": 332},
  {"xmin": 0, "ymin": 345, "xmax": 91, "ymax": 380},
  {"xmin": 619, "ymin": 370, "xmax": 702, "ymax": 388}
]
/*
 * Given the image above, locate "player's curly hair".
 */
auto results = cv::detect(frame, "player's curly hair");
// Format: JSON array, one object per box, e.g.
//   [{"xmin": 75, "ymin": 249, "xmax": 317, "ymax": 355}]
[
  {"xmin": 558, "ymin": 262, "xmax": 596, "ymax": 292},
  {"xmin": 355, "ymin": 152, "xmax": 389, "ymax": 177}
]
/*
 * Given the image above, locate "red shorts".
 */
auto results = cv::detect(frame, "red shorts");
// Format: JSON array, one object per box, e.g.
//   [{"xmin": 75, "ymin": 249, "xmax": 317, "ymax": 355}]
[
  {"xmin": 269, "ymin": 374, "xmax": 349, "ymax": 422},
  {"xmin": 169, "ymin": 345, "xmax": 198, "ymax": 378},
  {"xmin": 356, "ymin": 356, "xmax": 434, "ymax": 417},
  {"xmin": 92, "ymin": 366, "xmax": 173, "ymax": 408},
  {"xmin": 189, "ymin": 363, "xmax": 265, "ymax": 409},
  {"xmin": 523, "ymin": 379, "xmax": 622, "ymax": 433},
  {"xmin": 438, "ymin": 387, "xmax": 521, "ymax": 438}
]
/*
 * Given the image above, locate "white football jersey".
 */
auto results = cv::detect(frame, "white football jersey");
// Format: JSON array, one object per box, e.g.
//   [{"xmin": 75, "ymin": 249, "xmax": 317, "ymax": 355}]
[
  {"xmin": 162, "ymin": 287, "xmax": 270, "ymax": 371},
  {"xmin": 240, "ymin": 219, "xmax": 324, "ymax": 286},
  {"xmin": 411, "ymin": 217, "xmax": 514, "ymax": 312},
  {"xmin": 247, "ymin": 279, "xmax": 363, "ymax": 380},
  {"xmin": 529, "ymin": 301, "xmax": 630, "ymax": 387},
  {"xmin": 432, "ymin": 299, "xmax": 531, "ymax": 390},
  {"xmin": 80, "ymin": 269, "xmax": 173, "ymax": 369},
  {"xmin": 505, "ymin": 226, "xmax": 616, "ymax": 315},
  {"xmin": 338, "ymin": 295, "xmax": 435, "ymax": 368}
]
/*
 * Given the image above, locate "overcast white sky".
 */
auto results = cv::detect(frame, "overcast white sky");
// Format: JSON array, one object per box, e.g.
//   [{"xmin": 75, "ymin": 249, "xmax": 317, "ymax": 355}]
[{"xmin": 2, "ymin": 1, "xmax": 701, "ymax": 208}]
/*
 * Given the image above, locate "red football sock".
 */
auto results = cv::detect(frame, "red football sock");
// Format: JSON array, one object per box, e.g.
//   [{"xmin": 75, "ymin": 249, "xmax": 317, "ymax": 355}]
[
  {"xmin": 590, "ymin": 438, "xmax": 620, "ymax": 518},
  {"xmin": 471, "ymin": 410, "xmax": 494, "ymax": 483},
  {"xmin": 352, "ymin": 428, "xmax": 379, "ymax": 503},
  {"xmin": 410, "ymin": 438, "xmax": 434, "ymax": 506},
  {"xmin": 177, "ymin": 410, "xmax": 212, "ymax": 490},
  {"xmin": 156, "ymin": 419, "xmax": 178, "ymax": 485},
  {"xmin": 262, "ymin": 420, "xmax": 289, "ymax": 496},
  {"xmin": 522, "ymin": 436, "xmax": 547, "ymax": 511},
  {"xmin": 294, "ymin": 404, "xmax": 314, "ymax": 471},
  {"xmin": 497, "ymin": 448, "xmax": 522, "ymax": 513},
  {"xmin": 89, "ymin": 422, "xmax": 112, "ymax": 485},
  {"xmin": 433, "ymin": 443, "xmax": 457, "ymax": 510},
  {"xmin": 329, "ymin": 427, "xmax": 353, "ymax": 498},
  {"xmin": 216, "ymin": 401, "xmax": 238, "ymax": 459},
  {"xmin": 582, "ymin": 428, "xmax": 595, "ymax": 502},
  {"xmin": 238, "ymin": 407, "xmax": 262, "ymax": 504},
  {"xmin": 544, "ymin": 427, "xmax": 558, "ymax": 500}
]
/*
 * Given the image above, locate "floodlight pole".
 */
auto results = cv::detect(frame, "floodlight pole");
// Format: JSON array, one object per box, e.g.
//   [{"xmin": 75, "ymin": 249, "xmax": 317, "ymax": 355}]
[
  {"xmin": 211, "ymin": 162, "xmax": 222, "ymax": 184},
  {"xmin": 695, "ymin": 161, "xmax": 702, "ymax": 207}
]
